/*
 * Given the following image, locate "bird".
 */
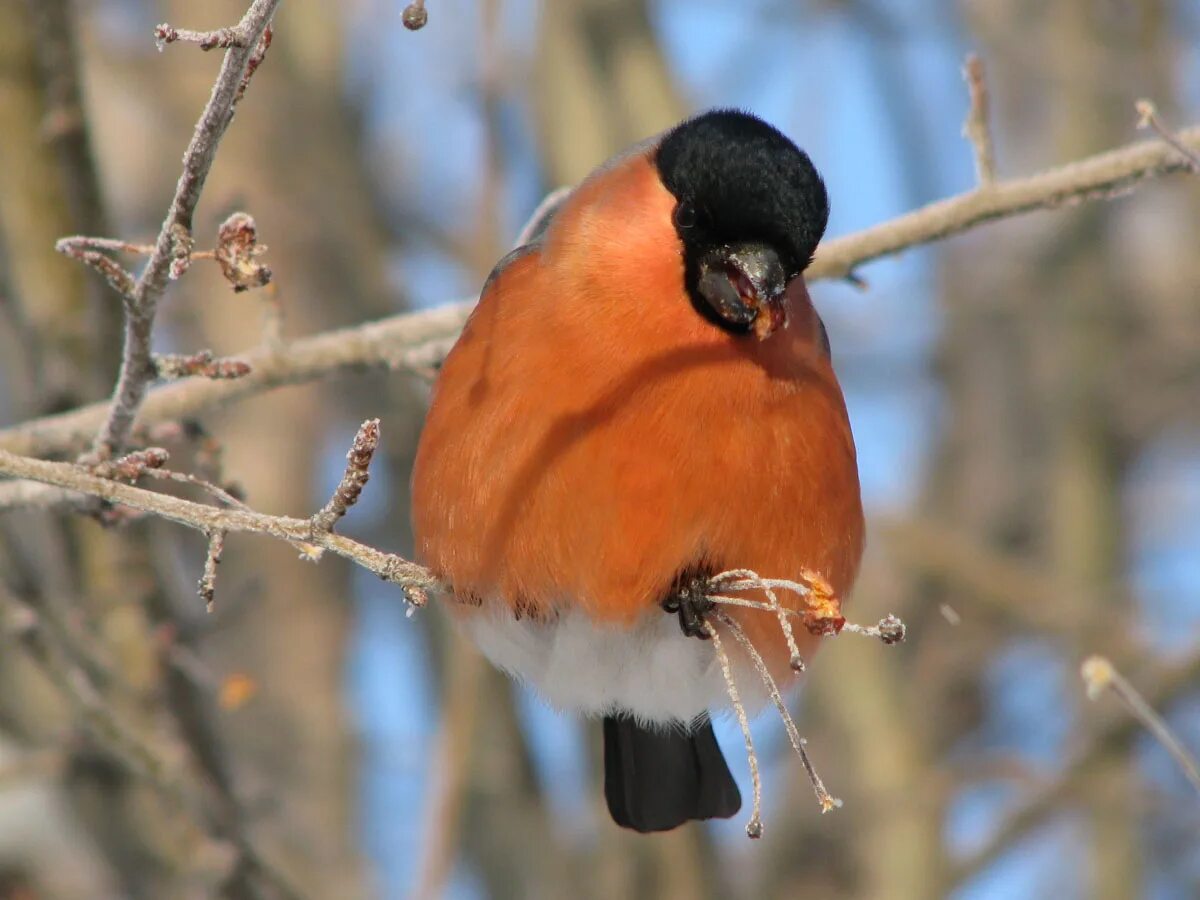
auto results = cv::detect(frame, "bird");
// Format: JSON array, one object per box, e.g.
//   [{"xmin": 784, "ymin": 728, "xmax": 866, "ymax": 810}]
[{"xmin": 411, "ymin": 108, "xmax": 864, "ymax": 833}]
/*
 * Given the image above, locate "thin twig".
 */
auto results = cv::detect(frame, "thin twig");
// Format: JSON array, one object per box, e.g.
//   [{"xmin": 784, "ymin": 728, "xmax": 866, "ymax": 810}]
[
  {"xmin": 81, "ymin": 0, "xmax": 280, "ymax": 461},
  {"xmin": 199, "ymin": 530, "xmax": 226, "ymax": 612},
  {"xmin": 841, "ymin": 613, "xmax": 906, "ymax": 645},
  {"xmin": 705, "ymin": 569, "xmax": 847, "ymax": 638},
  {"xmin": 962, "ymin": 54, "xmax": 997, "ymax": 185},
  {"xmin": 138, "ymin": 467, "xmax": 249, "ymax": 512},
  {"xmin": 708, "ymin": 569, "xmax": 806, "ymax": 670},
  {"xmin": 705, "ymin": 590, "xmax": 907, "ymax": 650},
  {"xmin": 1081, "ymin": 655, "xmax": 1200, "ymax": 794},
  {"xmin": 154, "ymin": 24, "xmax": 249, "ymax": 51},
  {"xmin": 705, "ymin": 619, "xmax": 763, "ymax": 839},
  {"xmin": 154, "ymin": 350, "xmax": 253, "ymax": 380},
  {"xmin": 716, "ymin": 611, "xmax": 841, "ymax": 814},
  {"xmin": 310, "ymin": 419, "xmax": 380, "ymax": 533},
  {"xmin": 56, "ymin": 235, "xmax": 156, "ymax": 255},
  {"xmin": 0, "ymin": 302, "xmax": 475, "ymax": 458},
  {"xmin": 54, "ymin": 241, "xmax": 136, "ymax": 298},
  {"xmin": 0, "ymin": 449, "xmax": 435, "ymax": 607},
  {"xmin": 234, "ymin": 27, "xmax": 273, "ymax": 105},
  {"xmin": 1134, "ymin": 99, "xmax": 1200, "ymax": 172}
]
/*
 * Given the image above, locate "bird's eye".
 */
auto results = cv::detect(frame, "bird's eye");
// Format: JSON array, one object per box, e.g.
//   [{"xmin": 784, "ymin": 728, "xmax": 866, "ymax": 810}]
[{"xmin": 673, "ymin": 202, "xmax": 697, "ymax": 230}]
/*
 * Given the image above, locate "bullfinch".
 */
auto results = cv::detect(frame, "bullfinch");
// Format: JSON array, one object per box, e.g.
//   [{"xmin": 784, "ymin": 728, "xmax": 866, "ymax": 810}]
[{"xmin": 411, "ymin": 109, "xmax": 864, "ymax": 833}]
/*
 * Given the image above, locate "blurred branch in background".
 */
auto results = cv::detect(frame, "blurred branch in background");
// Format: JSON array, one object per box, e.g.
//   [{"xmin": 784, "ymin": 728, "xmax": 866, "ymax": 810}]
[
  {"xmin": 1082, "ymin": 655, "xmax": 1200, "ymax": 795},
  {"xmin": 948, "ymin": 649, "xmax": 1200, "ymax": 892}
]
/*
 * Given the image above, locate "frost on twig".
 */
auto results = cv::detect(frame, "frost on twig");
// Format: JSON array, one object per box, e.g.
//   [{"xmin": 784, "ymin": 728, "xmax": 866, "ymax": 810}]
[
  {"xmin": 154, "ymin": 23, "xmax": 249, "ymax": 51},
  {"xmin": 54, "ymin": 237, "xmax": 136, "ymax": 299},
  {"xmin": 310, "ymin": 419, "xmax": 380, "ymax": 535},
  {"xmin": 692, "ymin": 567, "xmax": 906, "ymax": 836},
  {"xmin": 199, "ymin": 530, "xmax": 226, "ymax": 613},
  {"xmin": 0, "ymin": 444, "xmax": 434, "ymax": 608},
  {"xmin": 717, "ymin": 611, "xmax": 842, "ymax": 816},
  {"xmin": 154, "ymin": 351, "xmax": 253, "ymax": 381},
  {"xmin": 235, "ymin": 26, "xmax": 274, "ymax": 105},
  {"xmin": 705, "ymin": 619, "xmax": 763, "ymax": 839}
]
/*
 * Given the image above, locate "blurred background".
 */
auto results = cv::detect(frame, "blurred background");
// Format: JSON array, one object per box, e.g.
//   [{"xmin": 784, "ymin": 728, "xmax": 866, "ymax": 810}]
[{"xmin": 1, "ymin": 0, "xmax": 1199, "ymax": 897}]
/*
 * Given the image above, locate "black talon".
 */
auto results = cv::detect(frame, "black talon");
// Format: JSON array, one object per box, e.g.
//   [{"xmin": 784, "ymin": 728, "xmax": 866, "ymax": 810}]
[{"xmin": 664, "ymin": 575, "xmax": 716, "ymax": 639}]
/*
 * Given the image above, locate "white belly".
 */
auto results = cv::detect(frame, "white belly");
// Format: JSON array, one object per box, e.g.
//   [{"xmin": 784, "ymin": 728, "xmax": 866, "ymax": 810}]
[{"xmin": 460, "ymin": 604, "xmax": 763, "ymax": 725}]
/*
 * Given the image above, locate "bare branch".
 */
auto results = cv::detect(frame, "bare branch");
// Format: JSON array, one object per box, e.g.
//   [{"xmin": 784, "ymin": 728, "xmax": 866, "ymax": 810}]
[
  {"xmin": 54, "ymin": 237, "xmax": 136, "ymax": 298},
  {"xmin": 310, "ymin": 419, "xmax": 380, "ymax": 534},
  {"xmin": 810, "ymin": 123, "xmax": 1200, "ymax": 281},
  {"xmin": 704, "ymin": 568, "xmax": 807, "ymax": 670},
  {"xmin": 56, "ymin": 235, "xmax": 155, "ymax": 255},
  {"xmin": 234, "ymin": 26, "xmax": 274, "ymax": 105},
  {"xmin": 0, "ymin": 448, "xmax": 435, "ymax": 607},
  {"xmin": 154, "ymin": 24, "xmax": 248, "ymax": 52},
  {"xmin": 705, "ymin": 619, "xmax": 763, "ymax": 839},
  {"xmin": 841, "ymin": 613, "xmax": 906, "ymax": 645},
  {"xmin": 0, "ymin": 302, "xmax": 475, "ymax": 457},
  {"xmin": 82, "ymin": 0, "xmax": 280, "ymax": 461},
  {"xmin": 199, "ymin": 530, "xmax": 226, "ymax": 613},
  {"xmin": 716, "ymin": 611, "xmax": 841, "ymax": 816},
  {"xmin": 961, "ymin": 54, "xmax": 997, "ymax": 185},
  {"xmin": 402, "ymin": 1, "xmax": 429, "ymax": 31}
]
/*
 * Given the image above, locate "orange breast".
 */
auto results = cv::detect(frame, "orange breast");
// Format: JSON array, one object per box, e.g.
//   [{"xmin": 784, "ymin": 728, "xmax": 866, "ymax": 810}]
[{"xmin": 410, "ymin": 153, "xmax": 865, "ymax": 680}]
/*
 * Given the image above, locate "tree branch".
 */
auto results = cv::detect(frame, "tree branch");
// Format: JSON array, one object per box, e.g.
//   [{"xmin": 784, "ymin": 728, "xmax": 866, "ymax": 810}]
[
  {"xmin": 5, "ymin": 123, "xmax": 1196, "ymax": 460},
  {"xmin": 810, "ymin": 124, "xmax": 1199, "ymax": 281},
  {"xmin": 0, "ymin": 448, "xmax": 435, "ymax": 607},
  {"xmin": 0, "ymin": 302, "xmax": 474, "ymax": 458},
  {"xmin": 961, "ymin": 54, "xmax": 997, "ymax": 186},
  {"xmin": 77, "ymin": 0, "xmax": 280, "ymax": 461}
]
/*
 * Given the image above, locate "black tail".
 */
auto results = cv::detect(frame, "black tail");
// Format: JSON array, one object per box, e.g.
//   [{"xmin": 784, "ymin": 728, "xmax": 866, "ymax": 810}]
[{"xmin": 603, "ymin": 714, "xmax": 741, "ymax": 833}]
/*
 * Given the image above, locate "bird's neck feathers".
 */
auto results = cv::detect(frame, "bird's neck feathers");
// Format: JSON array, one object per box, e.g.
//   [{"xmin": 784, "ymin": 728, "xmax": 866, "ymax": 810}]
[{"xmin": 538, "ymin": 153, "xmax": 833, "ymax": 382}]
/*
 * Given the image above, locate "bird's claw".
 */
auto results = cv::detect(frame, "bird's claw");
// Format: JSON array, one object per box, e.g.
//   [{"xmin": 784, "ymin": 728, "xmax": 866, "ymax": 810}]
[{"xmin": 664, "ymin": 576, "xmax": 716, "ymax": 639}]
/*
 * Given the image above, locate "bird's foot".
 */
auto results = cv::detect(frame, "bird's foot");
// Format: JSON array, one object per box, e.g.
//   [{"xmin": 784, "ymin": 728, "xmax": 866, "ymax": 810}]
[{"xmin": 663, "ymin": 576, "xmax": 715, "ymax": 639}]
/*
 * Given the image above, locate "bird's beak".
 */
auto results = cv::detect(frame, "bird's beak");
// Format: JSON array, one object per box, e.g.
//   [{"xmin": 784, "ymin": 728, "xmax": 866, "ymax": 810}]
[{"xmin": 697, "ymin": 243, "xmax": 789, "ymax": 340}]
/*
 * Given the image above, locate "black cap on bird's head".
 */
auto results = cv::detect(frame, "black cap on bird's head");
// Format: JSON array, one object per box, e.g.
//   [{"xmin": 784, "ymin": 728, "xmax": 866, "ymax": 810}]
[{"xmin": 654, "ymin": 110, "xmax": 829, "ymax": 339}]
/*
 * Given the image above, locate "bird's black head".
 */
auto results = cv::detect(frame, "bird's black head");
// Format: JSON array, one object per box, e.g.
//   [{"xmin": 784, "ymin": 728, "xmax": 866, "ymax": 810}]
[{"xmin": 654, "ymin": 109, "xmax": 829, "ymax": 339}]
